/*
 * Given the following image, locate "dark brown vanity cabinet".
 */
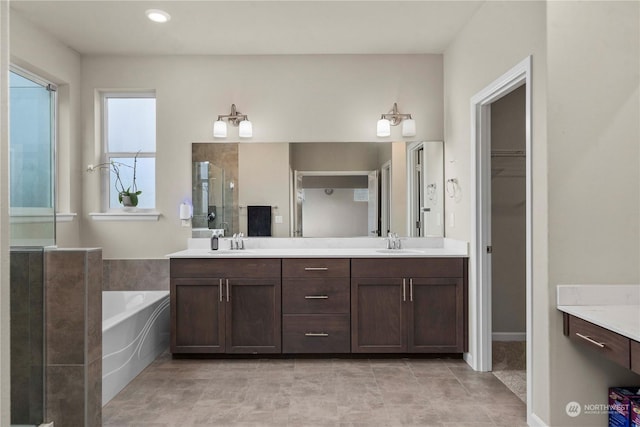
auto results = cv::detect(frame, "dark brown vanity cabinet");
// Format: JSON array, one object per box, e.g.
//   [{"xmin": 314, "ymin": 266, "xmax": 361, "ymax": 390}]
[
  {"xmin": 282, "ymin": 258, "xmax": 351, "ymax": 353},
  {"xmin": 170, "ymin": 258, "xmax": 281, "ymax": 354},
  {"xmin": 351, "ymin": 258, "xmax": 467, "ymax": 353}
]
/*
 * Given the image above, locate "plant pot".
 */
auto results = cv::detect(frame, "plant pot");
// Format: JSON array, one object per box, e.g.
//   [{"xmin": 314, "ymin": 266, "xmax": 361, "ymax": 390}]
[
  {"xmin": 121, "ymin": 195, "xmax": 133, "ymax": 206},
  {"xmin": 120, "ymin": 195, "xmax": 139, "ymax": 209}
]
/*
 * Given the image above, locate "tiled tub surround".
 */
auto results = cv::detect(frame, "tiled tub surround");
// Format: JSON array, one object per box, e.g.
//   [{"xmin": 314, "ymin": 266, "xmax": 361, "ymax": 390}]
[
  {"xmin": 102, "ymin": 291, "xmax": 170, "ymax": 406},
  {"xmin": 45, "ymin": 248, "xmax": 103, "ymax": 427},
  {"xmin": 557, "ymin": 284, "xmax": 640, "ymax": 374},
  {"xmin": 103, "ymin": 258, "xmax": 169, "ymax": 291},
  {"xmin": 10, "ymin": 248, "xmax": 45, "ymax": 425}
]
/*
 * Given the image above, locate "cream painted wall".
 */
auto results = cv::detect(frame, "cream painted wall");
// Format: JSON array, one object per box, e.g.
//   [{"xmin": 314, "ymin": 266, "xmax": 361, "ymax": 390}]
[
  {"xmin": 547, "ymin": 2, "xmax": 640, "ymax": 426},
  {"xmin": 0, "ymin": 2, "xmax": 10, "ymax": 424},
  {"xmin": 10, "ymin": 11, "xmax": 82, "ymax": 247},
  {"xmin": 443, "ymin": 0, "xmax": 548, "ymax": 421},
  {"xmin": 491, "ymin": 86, "xmax": 526, "ymax": 335},
  {"xmin": 302, "ymin": 188, "xmax": 368, "ymax": 237},
  {"xmin": 80, "ymin": 54, "xmax": 442, "ymax": 258},
  {"xmin": 391, "ymin": 141, "xmax": 407, "ymax": 235},
  {"xmin": 238, "ymin": 143, "xmax": 290, "ymax": 237},
  {"xmin": 291, "ymin": 142, "xmax": 382, "ymax": 172}
]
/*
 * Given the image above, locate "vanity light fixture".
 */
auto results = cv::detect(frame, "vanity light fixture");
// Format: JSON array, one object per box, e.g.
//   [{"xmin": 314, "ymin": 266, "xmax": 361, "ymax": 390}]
[
  {"xmin": 376, "ymin": 103, "xmax": 416, "ymax": 138},
  {"xmin": 145, "ymin": 9, "xmax": 171, "ymax": 23},
  {"xmin": 213, "ymin": 104, "xmax": 252, "ymax": 138}
]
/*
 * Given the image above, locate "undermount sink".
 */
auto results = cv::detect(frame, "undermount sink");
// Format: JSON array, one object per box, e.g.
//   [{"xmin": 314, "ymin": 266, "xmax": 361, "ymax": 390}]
[{"xmin": 375, "ymin": 249, "xmax": 423, "ymax": 254}]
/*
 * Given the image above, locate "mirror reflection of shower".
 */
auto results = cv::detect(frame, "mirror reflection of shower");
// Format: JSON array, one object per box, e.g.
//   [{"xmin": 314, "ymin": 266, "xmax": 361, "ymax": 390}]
[{"xmin": 192, "ymin": 161, "xmax": 234, "ymax": 236}]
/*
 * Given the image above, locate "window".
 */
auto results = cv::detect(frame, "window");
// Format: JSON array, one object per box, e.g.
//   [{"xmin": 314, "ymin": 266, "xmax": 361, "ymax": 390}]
[{"xmin": 103, "ymin": 93, "xmax": 156, "ymax": 209}]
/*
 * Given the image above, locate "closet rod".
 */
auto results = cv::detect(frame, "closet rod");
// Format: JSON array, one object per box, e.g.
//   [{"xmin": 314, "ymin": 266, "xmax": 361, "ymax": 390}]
[{"xmin": 491, "ymin": 150, "xmax": 525, "ymax": 158}]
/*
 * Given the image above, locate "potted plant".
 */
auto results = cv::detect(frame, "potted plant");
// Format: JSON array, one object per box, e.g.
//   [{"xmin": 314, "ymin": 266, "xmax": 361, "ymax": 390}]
[{"xmin": 87, "ymin": 151, "xmax": 142, "ymax": 207}]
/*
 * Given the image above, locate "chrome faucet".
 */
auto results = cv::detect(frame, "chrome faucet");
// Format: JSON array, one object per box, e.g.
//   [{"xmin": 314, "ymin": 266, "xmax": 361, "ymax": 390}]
[
  {"xmin": 231, "ymin": 233, "xmax": 245, "ymax": 250},
  {"xmin": 386, "ymin": 232, "xmax": 401, "ymax": 250}
]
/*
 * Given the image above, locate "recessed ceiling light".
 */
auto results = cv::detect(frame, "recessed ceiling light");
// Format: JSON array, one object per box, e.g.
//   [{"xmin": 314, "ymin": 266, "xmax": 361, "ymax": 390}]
[{"xmin": 145, "ymin": 9, "xmax": 171, "ymax": 23}]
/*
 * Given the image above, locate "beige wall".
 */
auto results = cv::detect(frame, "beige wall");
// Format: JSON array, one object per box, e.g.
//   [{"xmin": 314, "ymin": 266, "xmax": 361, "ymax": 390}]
[
  {"xmin": 443, "ymin": 0, "xmax": 548, "ymax": 421},
  {"xmin": 302, "ymin": 188, "xmax": 368, "ymax": 237},
  {"xmin": 291, "ymin": 142, "xmax": 382, "ymax": 172},
  {"xmin": 80, "ymin": 54, "xmax": 443, "ymax": 258},
  {"xmin": 10, "ymin": 11, "xmax": 82, "ymax": 248},
  {"xmin": 547, "ymin": 1, "xmax": 640, "ymax": 425},
  {"xmin": 390, "ymin": 141, "xmax": 407, "ymax": 235},
  {"xmin": 491, "ymin": 86, "xmax": 526, "ymax": 335},
  {"xmin": 1, "ymin": 2, "xmax": 10, "ymax": 424},
  {"xmin": 238, "ymin": 143, "xmax": 290, "ymax": 237}
]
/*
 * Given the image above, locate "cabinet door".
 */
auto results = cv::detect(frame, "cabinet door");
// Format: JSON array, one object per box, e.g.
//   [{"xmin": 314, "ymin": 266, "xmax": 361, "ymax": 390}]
[
  {"xmin": 171, "ymin": 278, "xmax": 225, "ymax": 353},
  {"xmin": 226, "ymin": 278, "xmax": 281, "ymax": 353},
  {"xmin": 351, "ymin": 278, "xmax": 406, "ymax": 353},
  {"xmin": 408, "ymin": 278, "xmax": 463, "ymax": 352}
]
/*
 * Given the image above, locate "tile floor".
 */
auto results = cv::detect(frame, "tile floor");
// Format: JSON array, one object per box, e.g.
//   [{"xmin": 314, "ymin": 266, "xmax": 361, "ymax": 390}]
[{"xmin": 103, "ymin": 352, "xmax": 527, "ymax": 427}]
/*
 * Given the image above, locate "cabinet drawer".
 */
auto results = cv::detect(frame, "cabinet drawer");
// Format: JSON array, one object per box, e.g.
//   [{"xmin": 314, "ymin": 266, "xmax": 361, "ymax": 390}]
[
  {"xmin": 632, "ymin": 340, "xmax": 640, "ymax": 375},
  {"xmin": 282, "ymin": 258, "xmax": 349, "ymax": 278},
  {"xmin": 351, "ymin": 258, "xmax": 464, "ymax": 278},
  {"xmin": 568, "ymin": 315, "xmax": 630, "ymax": 368},
  {"xmin": 171, "ymin": 258, "xmax": 280, "ymax": 278},
  {"xmin": 283, "ymin": 315, "xmax": 350, "ymax": 353},
  {"xmin": 282, "ymin": 279, "xmax": 349, "ymax": 314}
]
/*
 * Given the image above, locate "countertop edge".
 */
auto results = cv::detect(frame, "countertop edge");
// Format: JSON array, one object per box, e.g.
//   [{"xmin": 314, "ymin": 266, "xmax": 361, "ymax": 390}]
[
  {"xmin": 166, "ymin": 251, "xmax": 469, "ymax": 259},
  {"xmin": 557, "ymin": 305, "xmax": 640, "ymax": 342}
]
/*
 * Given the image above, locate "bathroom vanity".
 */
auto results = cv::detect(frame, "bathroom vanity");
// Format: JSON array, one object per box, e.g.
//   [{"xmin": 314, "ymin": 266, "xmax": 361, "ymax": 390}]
[
  {"xmin": 168, "ymin": 238, "xmax": 468, "ymax": 356},
  {"xmin": 557, "ymin": 284, "xmax": 640, "ymax": 375}
]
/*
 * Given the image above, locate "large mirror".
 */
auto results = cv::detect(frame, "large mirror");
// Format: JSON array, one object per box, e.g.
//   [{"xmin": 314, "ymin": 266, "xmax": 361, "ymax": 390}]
[{"xmin": 192, "ymin": 141, "xmax": 443, "ymax": 238}]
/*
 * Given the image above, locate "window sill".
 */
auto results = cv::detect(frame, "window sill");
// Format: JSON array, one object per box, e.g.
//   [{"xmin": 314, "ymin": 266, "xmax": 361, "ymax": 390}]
[
  {"xmin": 57, "ymin": 213, "xmax": 77, "ymax": 223},
  {"xmin": 89, "ymin": 211, "xmax": 161, "ymax": 222}
]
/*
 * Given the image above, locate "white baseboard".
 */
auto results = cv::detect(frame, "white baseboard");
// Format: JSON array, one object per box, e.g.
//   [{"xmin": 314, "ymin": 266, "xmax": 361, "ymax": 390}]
[
  {"xmin": 527, "ymin": 412, "xmax": 547, "ymax": 427},
  {"xmin": 492, "ymin": 332, "xmax": 526, "ymax": 341}
]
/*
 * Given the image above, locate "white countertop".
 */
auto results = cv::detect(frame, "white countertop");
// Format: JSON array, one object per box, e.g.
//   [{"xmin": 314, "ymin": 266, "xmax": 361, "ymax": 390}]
[
  {"xmin": 166, "ymin": 237, "xmax": 469, "ymax": 259},
  {"xmin": 557, "ymin": 284, "xmax": 640, "ymax": 342}
]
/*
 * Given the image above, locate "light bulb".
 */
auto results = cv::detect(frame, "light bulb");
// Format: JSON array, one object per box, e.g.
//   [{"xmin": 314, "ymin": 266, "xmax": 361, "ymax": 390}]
[
  {"xmin": 239, "ymin": 120, "xmax": 253, "ymax": 138},
  {"xmin": 402, "ymin": 118, "xmax": 416, "ymax": 137},
  {"xmin": 377, "ymin": 118, "xmax": 391, "ymax": 137},
  {"xmin": 213, "ymin": 120, "xmax": 227, "ymax": 138}
]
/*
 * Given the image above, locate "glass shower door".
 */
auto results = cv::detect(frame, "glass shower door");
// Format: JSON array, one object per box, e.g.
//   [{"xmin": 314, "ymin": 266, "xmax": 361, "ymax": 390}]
[
  {"xmin": 9, "ymin": 69, "xmax": 56, "ymax": 246},
  {"xmin": 9, "ymin": 68, "xmax": 56, "ymax": 426}
]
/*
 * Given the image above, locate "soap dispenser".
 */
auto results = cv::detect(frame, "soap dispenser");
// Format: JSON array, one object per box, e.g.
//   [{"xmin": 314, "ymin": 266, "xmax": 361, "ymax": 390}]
[{"xmin": 211, "ymin": 231, "xmax": 219, "ymax": 251}]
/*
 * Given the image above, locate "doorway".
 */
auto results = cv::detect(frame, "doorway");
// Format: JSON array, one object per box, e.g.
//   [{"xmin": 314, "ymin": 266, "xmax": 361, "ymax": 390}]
[
  {"xmin": 469, "ymin": 56, "xmax": 533, "ymax": 420},
  {"xmin": 489, "ymin": 85, "xmax": 527, "ymax": 402}
]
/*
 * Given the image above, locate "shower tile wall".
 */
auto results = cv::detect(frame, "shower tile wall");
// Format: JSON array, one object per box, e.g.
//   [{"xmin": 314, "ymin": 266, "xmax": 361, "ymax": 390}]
[
  {"xmin": 10, "ymin": 248, "xmax": 44, "ymax": 425},
  {"xmin": 45, "ymin": 248, "xmax": 102, "ymax": 427},
  {"xmin": 103, "ymin": 259, "xmax": 169, "ymax": 291}
]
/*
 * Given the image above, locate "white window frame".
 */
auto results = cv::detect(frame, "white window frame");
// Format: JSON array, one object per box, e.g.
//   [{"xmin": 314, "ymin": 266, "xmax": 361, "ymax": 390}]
[{"xmin": 101, "ymin": 91, "xmax": 156, "ymax": 213}]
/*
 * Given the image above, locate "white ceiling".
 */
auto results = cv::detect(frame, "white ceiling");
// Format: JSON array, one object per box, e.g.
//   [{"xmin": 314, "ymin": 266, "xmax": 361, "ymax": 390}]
[{"xmin": 10, "ymin": 1, "xmax": 484, "ymax": 55}]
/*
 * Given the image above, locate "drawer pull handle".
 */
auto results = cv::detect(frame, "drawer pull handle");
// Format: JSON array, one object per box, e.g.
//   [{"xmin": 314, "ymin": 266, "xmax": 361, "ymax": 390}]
[
  {"xmin": 305, "ymin": 333, "xmax": 329, "ymax": 337},
  {"xmin": 305, "ymin": 295, "xmax": 329, "ymax": 299},
  {"xmin": 304, "ymin": 267, "xmax": 329, "ymax": 271},
  {"xmin": 575, "ymin": 332, "xmax": 606, "ymax": 348}
]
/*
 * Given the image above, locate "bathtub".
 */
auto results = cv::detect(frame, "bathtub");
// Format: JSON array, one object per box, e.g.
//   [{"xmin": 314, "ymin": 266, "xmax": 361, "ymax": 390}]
[{"xmin": 102, "ymin": 290, "xmax": 170, "ymax": 406}]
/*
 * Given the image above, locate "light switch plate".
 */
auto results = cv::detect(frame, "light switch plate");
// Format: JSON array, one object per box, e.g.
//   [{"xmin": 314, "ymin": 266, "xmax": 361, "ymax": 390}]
[{"xmin": 275, "ymin": 215, "xmax": 283, "ymax": 224}]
